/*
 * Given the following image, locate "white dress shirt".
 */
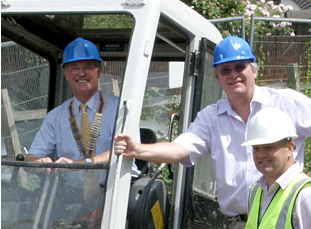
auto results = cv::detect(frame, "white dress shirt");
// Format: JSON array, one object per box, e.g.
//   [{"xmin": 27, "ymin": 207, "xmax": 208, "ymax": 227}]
[{"xmin": 174, "ymin": 86, "xmax": 311, "ymax": 216}]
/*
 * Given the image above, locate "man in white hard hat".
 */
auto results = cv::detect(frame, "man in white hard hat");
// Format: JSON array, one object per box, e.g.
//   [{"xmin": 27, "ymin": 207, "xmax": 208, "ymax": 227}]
[{"xmin": 242, "ymin": 107, "xmax": 311, "ymax": 228}]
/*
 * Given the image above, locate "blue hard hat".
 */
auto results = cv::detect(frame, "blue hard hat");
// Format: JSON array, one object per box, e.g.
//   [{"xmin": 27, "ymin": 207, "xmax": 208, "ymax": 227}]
[
  {"xmin": 62, "ymin": 37, "xmax": 103, "ymax": 68},
  {"xmin": 212, "ymin": 36, "xmax": 256, "ymax": 68}
]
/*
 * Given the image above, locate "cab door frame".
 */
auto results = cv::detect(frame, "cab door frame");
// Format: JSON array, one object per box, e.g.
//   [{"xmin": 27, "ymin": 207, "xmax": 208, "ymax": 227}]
[{"xmin": 179, "ymin": 37, "xmax": 229, "ymax": 229}]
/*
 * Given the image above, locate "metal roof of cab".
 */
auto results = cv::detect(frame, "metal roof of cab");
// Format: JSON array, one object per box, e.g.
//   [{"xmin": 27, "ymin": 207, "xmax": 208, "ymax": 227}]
[{"xmin": 1, "ymin": 0, "xmax": 222, "ymax": 46}]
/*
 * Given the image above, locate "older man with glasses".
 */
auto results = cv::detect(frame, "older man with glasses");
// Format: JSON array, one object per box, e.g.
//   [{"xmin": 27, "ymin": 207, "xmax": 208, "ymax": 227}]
[
  {"xmin": 24, "ymin": 38, "xmax": 140, "ymax": 225},
  {"xmin": 26, "ymin": 37, "xmax": 140, "ymax": 171},
  {"xmin": 23, "ymin": 38, "xmax": 141, "ymax": 225},
  {"xmin": 114, "ymin": 35, "xmax": 311, "ymax": 228}
]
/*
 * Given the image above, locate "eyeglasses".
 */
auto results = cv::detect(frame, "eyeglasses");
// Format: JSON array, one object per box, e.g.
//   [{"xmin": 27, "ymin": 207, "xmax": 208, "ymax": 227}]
[
  {"xmin": 66, "ymin": 64, "xmax": 97, "ymax": 75},
  {"xmin": 218, "ymin": 62, "xmax": 250, "ymax": 76}
]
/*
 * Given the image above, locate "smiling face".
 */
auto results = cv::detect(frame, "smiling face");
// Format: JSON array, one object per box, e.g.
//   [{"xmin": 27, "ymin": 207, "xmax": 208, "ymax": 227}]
[
  {"xmin": 215, "ymin": 60, "xmax": 257, "ymax": 101},
  {"xmin": 252, "ymin": 140, "xmax": 295, "ymax": 186},
  {"xmin": 63, "ymin": 60, "xmax": 101, "ymax": 103}
]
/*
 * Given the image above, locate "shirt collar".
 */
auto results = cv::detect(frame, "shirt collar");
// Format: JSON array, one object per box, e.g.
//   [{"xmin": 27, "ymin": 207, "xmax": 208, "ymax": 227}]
[
  {"xmin": 251, "ymin": 86, "xmax": 269, "ymax": 105},
  {"xmin": 218, "ymin": 86, "xmax": 270, "ymax": 116},
  {"xmin": 275, "ymin": 161, "xmax": 301, "ymax": 190},
  {"xmin": 217, "ymin": 97, "xmax": 231, "ymax": 115},
  {"xmin": 73, "ymin": 91, "xmax": 100, "ymax": 115},
  {"xmin": 258, "ymin": 161, "xmax": 301, "ymax": 192}
]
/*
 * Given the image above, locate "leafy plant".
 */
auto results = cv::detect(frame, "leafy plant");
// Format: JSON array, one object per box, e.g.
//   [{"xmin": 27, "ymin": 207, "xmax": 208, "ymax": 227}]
[
  {"xmin": 184, "ymin": 0, "xmax": 295, "ymax": 38},
  {"xmin": 188, "ymin": 0, "xmax": 246, "ymax": 37},
  {"xmin": 245, "ymin": 0, "xmax": 295, "ymax": 36},
  {"xmin": 303, "ymin": 39, "xmax": 311, "ymax": 174}
]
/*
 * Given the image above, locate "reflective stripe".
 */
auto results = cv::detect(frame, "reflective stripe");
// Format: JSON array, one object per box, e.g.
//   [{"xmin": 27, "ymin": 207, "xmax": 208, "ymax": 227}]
[
  {"xmin": 246, "ymin": 173, "xmax": 311, "ymax": 229},
  {"xmin": 246, "ymin": 184, "xmax": 262, "ymax": 228},
  {"xmin": 276, "ymin": 174, "xmax": 311, "ymax": 229},
  {"xmin": 248, "ymin": 182, "xmax": 260, "ymax": 213}
]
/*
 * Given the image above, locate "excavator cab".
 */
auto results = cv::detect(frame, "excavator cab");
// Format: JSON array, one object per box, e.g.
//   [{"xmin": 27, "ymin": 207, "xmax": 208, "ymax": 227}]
[{"xmin": 1, "ymin": 0, "xmax": 223, "ymax": 228}]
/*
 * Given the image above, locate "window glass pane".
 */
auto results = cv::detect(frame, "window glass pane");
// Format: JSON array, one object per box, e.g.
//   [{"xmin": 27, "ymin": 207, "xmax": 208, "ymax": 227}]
[
  {"xmin": 1, "ymin": 163, "xmax": 107, "ymax": 228},
  {"xmin": 192, "ymin": 49, "xmax": 223, "ymax": 198},
  {"xmin": 83, "ymin": 14, "xmax": 134, "ymax": 29},
  {"xmin": 141, "ymin": 62, "xmax": 182, "ymax": 141},
  {"xmin": 99, "ymin": 61, "xmax": 125, "ymax": 96},
  {"xmin": 1, "ymin": 41, "xmax": 49, "ymax": 159},
  {"xmin": 140, "ymin": 20, "xmax": 186, "ymax": 143}
]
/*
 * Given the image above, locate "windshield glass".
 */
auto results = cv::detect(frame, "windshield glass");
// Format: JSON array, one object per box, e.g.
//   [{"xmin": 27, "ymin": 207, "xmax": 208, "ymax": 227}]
[
  {"xmin": 1, "ymin": 13, "xmax": 134, "ymax": 161},
  {"xmin": 1, "ymin": 161, "xmax": 108, "ymax": 229}
]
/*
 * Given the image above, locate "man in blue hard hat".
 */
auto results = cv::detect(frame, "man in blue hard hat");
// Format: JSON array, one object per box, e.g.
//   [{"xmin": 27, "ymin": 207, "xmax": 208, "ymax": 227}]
[
  {"xmin": 26, "ymin": 37, "xmax": 139, "ymax": 174},
  {"xmin": 24, "ymin": 38, "xmax": 140, "ymax": 224},
  {"xmin": 114, "ymin": 36, "xmax": 311, "ymax": 228}
]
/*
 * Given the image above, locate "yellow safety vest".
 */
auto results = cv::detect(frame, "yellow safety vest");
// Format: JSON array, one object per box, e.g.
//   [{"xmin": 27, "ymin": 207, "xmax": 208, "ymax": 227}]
[{"xmin": 246, "ymin": 173, "xmax": 311, "ymax": 229}]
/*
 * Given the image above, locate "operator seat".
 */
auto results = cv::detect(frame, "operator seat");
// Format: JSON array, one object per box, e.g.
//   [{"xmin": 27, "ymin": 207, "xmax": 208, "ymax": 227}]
[
  {"xmin": 135, "ymin": 128, "xmax": 157, "ymax": 175},
  {"xmin": 128, "ymin": 128, "xmax": 169, "ymax": 229}
]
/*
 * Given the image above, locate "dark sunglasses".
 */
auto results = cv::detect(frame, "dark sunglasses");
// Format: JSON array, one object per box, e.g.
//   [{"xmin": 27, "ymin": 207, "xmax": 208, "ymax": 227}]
[{"xmin": 218, "ymin": 61, "xmax": 250, "ymax": 76}]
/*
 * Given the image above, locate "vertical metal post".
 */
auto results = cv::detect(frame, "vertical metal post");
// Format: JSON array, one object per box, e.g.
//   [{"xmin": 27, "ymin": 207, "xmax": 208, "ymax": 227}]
[
  {"xmin": 249, "ymin": 14, "xmax": 255, "ymax": 48},
  {"xmin": 287, "ymin": 63, "xmax": 300, "ymax": 90},
  {"xmin": 242, "ymin": 14, "xmax": 245, "ymax": 40}
]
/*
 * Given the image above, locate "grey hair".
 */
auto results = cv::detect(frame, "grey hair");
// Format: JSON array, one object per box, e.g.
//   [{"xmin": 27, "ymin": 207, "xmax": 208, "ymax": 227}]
[{"xmin": 250, "ymin": 62, "xmax": 259, "ymax": 72}]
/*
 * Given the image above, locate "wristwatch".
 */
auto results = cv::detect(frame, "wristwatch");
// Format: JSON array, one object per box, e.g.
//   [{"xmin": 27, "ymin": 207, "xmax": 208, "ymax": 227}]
[
  {"xmin": 85, "ymin": 158, "xmax": 94, "ymax": 177},
  {"xmin": 85, "ymin": 158, "xmax": 92, "ymax": 164}
]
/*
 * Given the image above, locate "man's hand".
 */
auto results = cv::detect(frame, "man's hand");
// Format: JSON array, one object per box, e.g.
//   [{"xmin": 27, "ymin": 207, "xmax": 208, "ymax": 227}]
[
  {"xmin": 114, "ymin": 133, "xmax": 137, "ymax": 158},
  {"xmin": 25, "ymin": 154, "xmax": 53, "ymax": 163},
  {"xmin": 24, "ymin": 154, "xmax": 54, "ymax": 174},
  {"xmin": 55, "ymin": 157, "xmax": 74, "ymax": 163},
  {"xmin": 114, "ymin": 133, "xmax": 189, "ymax": 164}
]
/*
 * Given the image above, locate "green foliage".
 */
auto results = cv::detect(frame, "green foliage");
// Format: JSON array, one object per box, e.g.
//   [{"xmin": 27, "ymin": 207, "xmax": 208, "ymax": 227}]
[
  {"xmin": 305, "ymin": 137, "xmax": 311, "ymax": 174},
  {"xmin": 141, "ymin": 87, "xmax": 170, "ymax": 124},
  {"xmin": 141, "ymin": 87, "xmax": 180, "ymax": 130},
  {"xmin": 303, "ymin": 41, "xmax": 311, "ymax": 98},
  {"xmin": 188, "ymin": 0, "xmax": 246, "ymax": 37},
  {"xmin": 153, "ymin": 164, "xmax": 174, "ymax": 198},
  {"xmin": 83, "ymin": 14, "xmax": 133, "ymax": 29},
  {"xmin": 183, "ymin": 0, "xmax": 295, "ymax": 38},
  {"xmin": 303, "ymin": 39, "xmax": 311, "ymax": 174},
  {"xmin": 244, "ymin": 0, "xmax": 294, "ymax": 36},
  {"xmin": 188, "ymin": 0, "xmax": 246, "ymax": 19},
  {"xmin": 141, "ymin": 88, "xmax": 179, "ymax": 199},
  {"xmin": 255, "ymin": 44, "xmax": 266, "ymax": 82}
]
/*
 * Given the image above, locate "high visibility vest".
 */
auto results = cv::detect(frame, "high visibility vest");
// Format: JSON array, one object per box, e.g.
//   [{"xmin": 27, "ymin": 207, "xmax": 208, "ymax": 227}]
[{"xmin": 246, "ymin": 173, "xmax": 311, "ymax": 229}]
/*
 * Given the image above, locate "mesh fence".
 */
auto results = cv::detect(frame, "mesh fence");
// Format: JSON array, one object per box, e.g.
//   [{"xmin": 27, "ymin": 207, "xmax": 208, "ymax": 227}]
[
  {"xmin": 99, "ymin": 61, "xmax": 125, "ymax": 94},
  {"xmin": 1, "ymin": 42, "xmax": 49, "ymax": 110},
  {"xmin": 253, "ymin": 34, "xmax": 311, "ymax": 89},
  {"xmin": 1, "ymin": 42, "xmax": 50, "ymax": 154}
]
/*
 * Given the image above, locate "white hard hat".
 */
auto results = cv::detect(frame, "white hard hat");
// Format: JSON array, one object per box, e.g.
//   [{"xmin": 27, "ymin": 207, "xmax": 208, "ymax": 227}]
[{"xmin": 241, "ymin": 108, "xmax": 298, "ymax": 146}]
